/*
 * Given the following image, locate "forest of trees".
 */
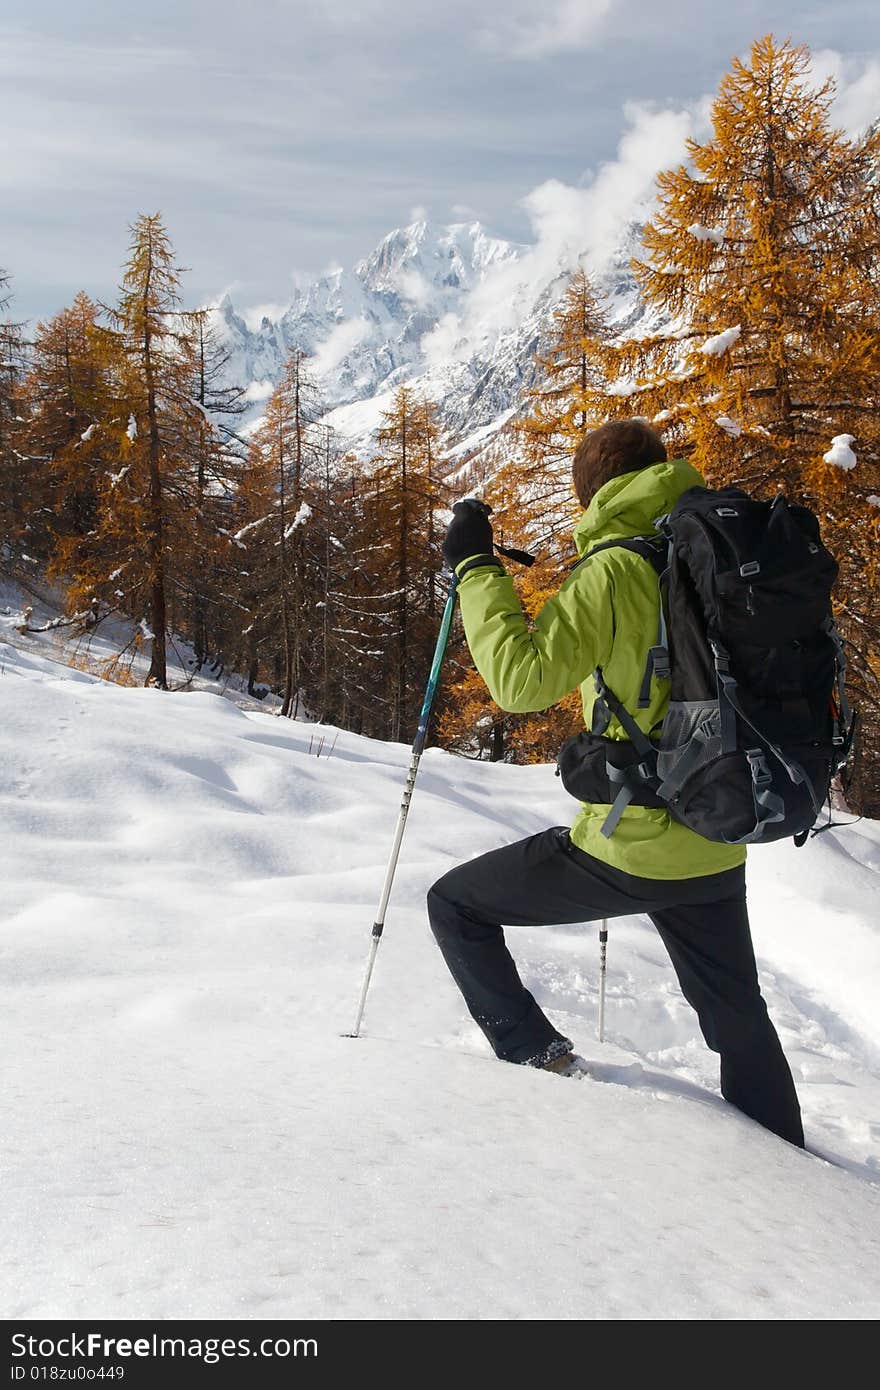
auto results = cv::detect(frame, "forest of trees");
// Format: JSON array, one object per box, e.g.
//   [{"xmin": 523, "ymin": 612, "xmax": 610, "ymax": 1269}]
[
  {"xmin": 1, "ymin": 37, "xmax": 878, "ymax": 812},
  {"xmin": 0, "ymin": 214, "xmax": 452, "ymax": 745}
]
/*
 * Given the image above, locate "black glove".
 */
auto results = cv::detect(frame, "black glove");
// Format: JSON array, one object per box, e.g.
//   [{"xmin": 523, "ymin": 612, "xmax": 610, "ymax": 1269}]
[{"xmin": 441, "ymin": 499, "xmax": 495, "ymax": 572}]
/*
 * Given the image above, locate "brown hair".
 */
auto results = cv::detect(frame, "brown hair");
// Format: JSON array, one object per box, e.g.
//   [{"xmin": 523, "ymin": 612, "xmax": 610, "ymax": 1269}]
[{"xmin": 572, "ymin": 420, "xmax": 667, "ymax": 507}]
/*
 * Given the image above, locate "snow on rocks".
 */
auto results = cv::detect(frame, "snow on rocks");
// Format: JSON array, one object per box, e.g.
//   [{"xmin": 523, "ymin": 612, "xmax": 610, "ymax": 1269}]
[
  {"xmin": 126, "ymin": 414, "xmax": 138, "ymax": 442},
  {"xmin": 823, "ymin": 434, "xmax": 857, "ymax": 470},
  {"xmin": 211, "ymin": 216, "xmax": 652, "ymax": 456},
  {"xmin": 699, "ymin": 325, "xmax": 741, "ymax": 356},
  {"xmin": 0, "ymin": 643, "xmax": 878, "ymax": 1319}
]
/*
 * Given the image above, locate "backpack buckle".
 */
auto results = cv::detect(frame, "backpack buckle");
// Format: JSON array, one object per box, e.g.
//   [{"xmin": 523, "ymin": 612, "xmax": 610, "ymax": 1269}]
[
  {"xmin": 648, "ymin": 645, "xmax": 670, "ymax": 680},
  {"xmin": 739, "ymin": 561, "xmax": 761, "ymax": 577},
  {"xmin": 745, "ymin": 747, "xmax": 772, "ymax": 787},
  {"xmin": 709, "ymin": 641, "xmax": 730, "ymax": 674}
]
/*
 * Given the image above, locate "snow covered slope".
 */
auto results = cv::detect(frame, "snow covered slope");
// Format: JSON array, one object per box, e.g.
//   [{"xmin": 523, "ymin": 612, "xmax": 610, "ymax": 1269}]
[
  {"xmin": 0, "ymin": 570, "xmax": 280, "ymax": 714},
  {"xmin": 1, "ymin": 642, "xmax": 879, "ymax": 1319}
]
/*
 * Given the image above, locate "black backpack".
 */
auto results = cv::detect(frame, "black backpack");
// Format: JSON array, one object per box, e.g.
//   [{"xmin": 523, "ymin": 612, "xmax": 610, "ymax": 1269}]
[{"xmin": 556, "ymin": 485, "xmax": 855, "ymax": 846}]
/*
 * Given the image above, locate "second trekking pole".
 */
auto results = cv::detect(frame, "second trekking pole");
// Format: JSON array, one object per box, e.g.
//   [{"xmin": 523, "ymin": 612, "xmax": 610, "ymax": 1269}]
[
  {"xmin": 345, "ymin": 572, "xmax": 459, "ymax": 1039},
  {"xmin": 598, "ymin": 919, "xmax": 608, "ymax": 1042}
]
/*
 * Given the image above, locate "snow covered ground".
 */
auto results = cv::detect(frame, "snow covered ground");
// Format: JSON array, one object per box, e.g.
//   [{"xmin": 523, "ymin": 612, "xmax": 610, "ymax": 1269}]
[
  {"xmin": 1, "ymin": 638, "xmax": 879, "ymax": 1320},
  {"xmin": 0, "ymin": 570, "xmax": 280, "ymax": 714}
]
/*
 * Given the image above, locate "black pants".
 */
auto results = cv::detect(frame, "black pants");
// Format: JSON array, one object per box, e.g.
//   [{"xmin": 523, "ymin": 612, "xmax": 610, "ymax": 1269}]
[{"xmin": 428, "ymin": 827, "xmax": 804, "ymax": 1147}]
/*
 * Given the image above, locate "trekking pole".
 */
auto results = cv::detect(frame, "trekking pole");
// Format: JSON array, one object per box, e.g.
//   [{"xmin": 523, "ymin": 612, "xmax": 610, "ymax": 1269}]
[
  {"xmin": 598, "ymin": 919, "xmax": 608, "ymax": 1042},
  {"xmin": 345, "ymin": 572, "xmax": 459, "ymax": 1038}
]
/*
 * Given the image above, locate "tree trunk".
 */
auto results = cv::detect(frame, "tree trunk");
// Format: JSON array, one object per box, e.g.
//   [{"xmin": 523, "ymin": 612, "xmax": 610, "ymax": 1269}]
[
  {"xmin": 396, "ymin": 413, "xmax": 408, "ymax": 742},
  {"xmin": 844, "ymin": 715, "xmax": 880, "ymax": 817},
  {"xmin": 321, "ymin": 427, "xmax": 331, "ymax": 720},
  {"xmin": 425, "ymin": 408, "xmax": 437, "ymax": 621},
  {"xmin": 193, "ymin": 328, "xmax": 209, "ymax": 670},
  {"xmin": 246, "ymin": 628, "xmax": 259, "ymax": 698},
  {"xmin": 143, "ymin": 274, "xmax": 167, "ymax": 689},
  {"xmin": 277, "ymin": 412, "xmax": 296, "ymax": 719},
  {"xmin": 280, "ymin": 640, "xmax": 294, "ymax": 717}
]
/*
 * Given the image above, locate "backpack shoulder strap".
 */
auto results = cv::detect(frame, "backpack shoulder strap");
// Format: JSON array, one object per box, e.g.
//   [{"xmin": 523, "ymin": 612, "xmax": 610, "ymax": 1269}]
[
  {"xmin": 571, "ymin": 535, "xmax": 667, "ymax": 576},
  {"xmin": 573, "ymin": 536, "xmax": 671, "ymax": 710},
  {"xmin": 571, "ymin": 539, "xmax": 676, "ymax": 838}
]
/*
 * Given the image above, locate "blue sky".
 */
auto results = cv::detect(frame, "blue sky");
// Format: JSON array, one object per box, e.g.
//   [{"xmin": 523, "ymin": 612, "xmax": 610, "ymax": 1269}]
[{"xmin": 2, "ymin": 0, "xmax": 878, "ymax": 324}]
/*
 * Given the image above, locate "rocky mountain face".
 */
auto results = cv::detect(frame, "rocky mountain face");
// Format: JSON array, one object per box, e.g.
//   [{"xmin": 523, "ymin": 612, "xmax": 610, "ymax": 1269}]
[{"xmin": 209, "ymin": 217, "xmax": 647, "ymax": 455}]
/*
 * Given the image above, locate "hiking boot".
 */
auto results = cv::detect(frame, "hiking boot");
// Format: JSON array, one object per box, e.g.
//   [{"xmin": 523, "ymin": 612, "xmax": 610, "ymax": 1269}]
[{"xmin": 542, "ymin": 1051, "xmax": 590, "ymax": 1077}]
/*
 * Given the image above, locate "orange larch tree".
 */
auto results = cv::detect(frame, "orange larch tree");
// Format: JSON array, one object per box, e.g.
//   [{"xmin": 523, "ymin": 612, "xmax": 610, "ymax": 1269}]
[
  {"xmin": 184, "ymin": 307, "xmax": 248, "ymax": 670},
  {"xmin": 362, "ymin": 385, "xmax": 448, "ymax": 740},
  {"xmin": 440, "ymin": 270, "xmax": 612, "ymax": 761},
  {"xmin": 72, "ymin": 214, "xmax": 209, "ymax": 686},
  {"xmin": 236, "ymin": 347, "xmax": 325, "ymax": 716},
  {"xmin": 607, "ymin": 35, "xmax": 880, "ymax": 810},
  {"xmin": 496, "ymin": 268, "xmax": 612, "ymax": 565},
  {"xmin": 16, "ymin": 293, "xmax": 112, "ymax": 575}
]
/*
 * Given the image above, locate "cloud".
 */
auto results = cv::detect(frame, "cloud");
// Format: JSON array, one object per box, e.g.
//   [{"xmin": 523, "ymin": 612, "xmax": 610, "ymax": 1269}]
[
  {"xmin": 580, "ymin": 101, "xmax": 697, "ymax": 267},
  {"xmin": 409, "ymin": 204, "xmax": 429, "ymax": 224},
  {"xmin": 479, "ymin": 0, "xmax": 614, "ymax": 60},
  {"xmin": 395, "ymin": 268, "xmax": 432, "ymax": 307},
  {"xmin": 422, "ymin": 47, "xmax": 877, "ymax": 374},
  {"xmin": 242, "ymin": 378, "xmax": 276, "ymax": 403},
  {"xmin": 241, "ymin": 303, "xmax": 289, "ymax": 330},
  {"xmin": 809, "ymin": 49, "xmax": 880, "ymax": 136},
  {"xmin": 422, "ymin": 98, "xmax": 696, "ymax": 369},
  {"xmin": 4, "ymin": 6, "xmax": 879, "ymax": 332},
  {"xmin": 310, "ymin": 318, "xmax": 371, "ymax": 377},
  {"xmin": 421, "ymin": 310, "xmax": 467, "ymax": 367}
]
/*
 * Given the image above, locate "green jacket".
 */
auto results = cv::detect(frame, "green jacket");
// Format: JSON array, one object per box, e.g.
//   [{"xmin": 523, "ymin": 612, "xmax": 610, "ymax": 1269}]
[{"xmin": 456, "ymin": 458, "xmax": 746, "ymax": 880}]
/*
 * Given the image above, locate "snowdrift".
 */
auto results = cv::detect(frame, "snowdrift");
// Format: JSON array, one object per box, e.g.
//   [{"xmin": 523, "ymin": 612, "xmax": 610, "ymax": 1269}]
[{"xmin": 1, "ymin": 641, "xmax": 878, "ymax": 1319}]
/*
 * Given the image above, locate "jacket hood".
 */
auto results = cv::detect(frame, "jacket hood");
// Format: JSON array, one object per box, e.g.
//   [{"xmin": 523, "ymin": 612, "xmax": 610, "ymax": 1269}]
[{"xmin": 573, "ymin": 457, "xmax": 705, "ymax": 555}]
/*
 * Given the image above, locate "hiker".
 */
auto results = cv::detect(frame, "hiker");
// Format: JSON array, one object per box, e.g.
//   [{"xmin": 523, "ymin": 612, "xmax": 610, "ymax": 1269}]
[{"xmin": 428, "ymin": 419, "xmax": 804, "ymax": 1148}]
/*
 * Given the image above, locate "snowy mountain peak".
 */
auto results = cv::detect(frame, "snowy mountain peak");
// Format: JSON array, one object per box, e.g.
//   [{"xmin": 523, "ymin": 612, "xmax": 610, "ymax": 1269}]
[
  {"xmin": 210, "ymin": 214, "xmax": 643, "ymax": 450},
  {"xmin": 354, "ymin": 218, "xmax": 523, "ymax": 299}
]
